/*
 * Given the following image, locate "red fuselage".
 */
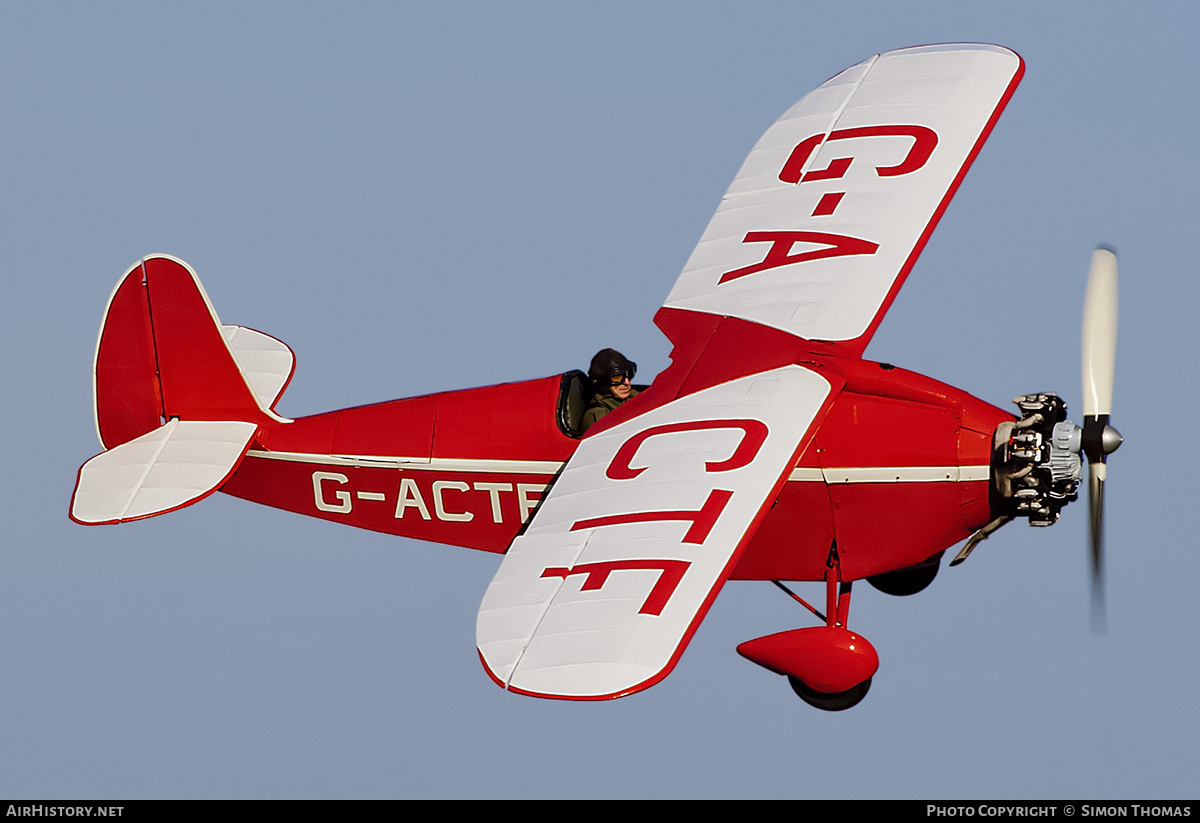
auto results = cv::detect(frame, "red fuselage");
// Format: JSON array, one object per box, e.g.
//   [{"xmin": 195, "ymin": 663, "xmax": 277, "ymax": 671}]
[{"xmin": 222, "ymin": 357, "xmax": 1012, "ymax": 583}]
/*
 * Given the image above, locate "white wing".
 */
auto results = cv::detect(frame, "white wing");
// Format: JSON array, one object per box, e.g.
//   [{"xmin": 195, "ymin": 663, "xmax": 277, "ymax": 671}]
[
  {"xmin": 663, "ymin": 44, "xmax": 1023, "ymax": 349},
  {"xmin": 477, "ymin": 365, "xmax": 834, "ymax": 699}
]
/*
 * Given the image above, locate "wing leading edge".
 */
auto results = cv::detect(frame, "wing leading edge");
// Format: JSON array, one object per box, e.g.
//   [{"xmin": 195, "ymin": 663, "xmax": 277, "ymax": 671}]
[{"xmin": 477, "ymin": 364, "xmax": 840, "ymax": 699}]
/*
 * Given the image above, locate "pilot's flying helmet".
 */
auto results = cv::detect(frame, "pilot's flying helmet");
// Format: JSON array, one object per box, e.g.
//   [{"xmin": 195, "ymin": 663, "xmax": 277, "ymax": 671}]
[{"xmin": 588, "ymin": 348, "xmax": 636, "ymax": 385}]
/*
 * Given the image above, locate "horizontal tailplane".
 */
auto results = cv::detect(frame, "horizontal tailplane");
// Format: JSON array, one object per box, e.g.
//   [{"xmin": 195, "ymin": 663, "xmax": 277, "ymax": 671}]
[{"xmin": 71, "ymin": 420, "xmax": 258, "ymax": 524}]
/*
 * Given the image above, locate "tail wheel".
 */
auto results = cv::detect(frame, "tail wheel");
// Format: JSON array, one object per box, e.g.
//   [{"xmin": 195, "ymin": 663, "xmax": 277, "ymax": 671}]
[{"xmin": 788, "ymin": 675, "xmax": 872, "ymax": 711}]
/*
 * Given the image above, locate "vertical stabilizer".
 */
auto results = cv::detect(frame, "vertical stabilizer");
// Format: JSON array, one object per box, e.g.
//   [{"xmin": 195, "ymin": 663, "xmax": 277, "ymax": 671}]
[{"xmin": 92, "ymin": 255, "xmax": 289, "ymax": 449}]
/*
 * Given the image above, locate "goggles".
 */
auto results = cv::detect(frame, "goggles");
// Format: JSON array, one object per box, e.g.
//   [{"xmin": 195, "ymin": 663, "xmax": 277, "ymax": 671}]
[{"xmin": 606, "ymin": 364, "xmax": 636, "ymax": 386}]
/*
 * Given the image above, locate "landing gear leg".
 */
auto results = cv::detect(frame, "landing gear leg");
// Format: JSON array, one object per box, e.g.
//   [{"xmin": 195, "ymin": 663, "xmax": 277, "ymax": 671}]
[
  {"xmin": 740, "ymin": 543, "xmax": 878, "ymax": 711},
  {"xmin": 792, "ymin": 544, "xmax": 873, "ymax": 711}
]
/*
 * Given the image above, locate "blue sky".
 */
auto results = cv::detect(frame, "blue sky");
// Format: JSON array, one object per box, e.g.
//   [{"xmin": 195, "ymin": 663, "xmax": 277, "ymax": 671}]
[{"xmin": 3, "ymin": 1, "xmax": 1196, "ymax": 799}]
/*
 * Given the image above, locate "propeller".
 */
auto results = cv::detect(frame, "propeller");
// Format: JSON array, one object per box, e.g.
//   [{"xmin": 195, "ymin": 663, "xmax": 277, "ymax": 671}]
[{"xmin": 1079, "ymin": 247, "xmax": 1123, "ymax": 632}]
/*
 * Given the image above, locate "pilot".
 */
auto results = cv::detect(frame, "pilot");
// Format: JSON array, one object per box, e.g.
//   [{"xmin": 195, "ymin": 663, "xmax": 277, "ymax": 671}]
[{"xmin": 581, "ymin": 348, "xmax": 639, "ymax": 433}]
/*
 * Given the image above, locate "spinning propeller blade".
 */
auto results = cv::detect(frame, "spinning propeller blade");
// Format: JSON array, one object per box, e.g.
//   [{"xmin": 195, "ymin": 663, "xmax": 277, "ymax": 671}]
[
  {"xmin": 1082, "ymin": 248, "xmax": 1119, "ymax": 420},
  {"xmin": 1080, "ymin": 247, "xmax": 1122, "ymax": 633}
]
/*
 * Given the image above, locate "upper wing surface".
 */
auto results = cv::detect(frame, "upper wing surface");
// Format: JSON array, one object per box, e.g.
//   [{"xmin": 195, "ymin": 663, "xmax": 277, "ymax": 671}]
[
  {"xmin": 477, "ymin": 364, "xmax": 836, "ymax": 699},
  {"xmin": 662, "ymin": 44, "xmax": 1023, "ymax": 350}
]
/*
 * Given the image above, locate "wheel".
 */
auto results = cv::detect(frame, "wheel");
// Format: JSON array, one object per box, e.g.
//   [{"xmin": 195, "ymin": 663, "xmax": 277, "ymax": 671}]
[
  {"xmin": 867, "ymin": 557, "xmax": 940, "ymax": 596},
  {"xmin": 788, "ymin": 675, "xmax": 872, "ymax": 711}
]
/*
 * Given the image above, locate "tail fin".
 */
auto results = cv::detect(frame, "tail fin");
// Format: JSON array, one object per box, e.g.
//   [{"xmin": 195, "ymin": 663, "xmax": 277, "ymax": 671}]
[
  {"xmin": 93, "ymin": 254, "xmax": 293, "ymax": 449},
  {"xmin": 73, "ymin": 255, "xmax": 293, "ymax": 524}
]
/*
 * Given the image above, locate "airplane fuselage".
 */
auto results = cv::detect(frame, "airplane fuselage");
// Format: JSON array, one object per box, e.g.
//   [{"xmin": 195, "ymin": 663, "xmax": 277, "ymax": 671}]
[{"xmin": 222, "ymin": 357, "xmax": 1011, "ymax": 582}]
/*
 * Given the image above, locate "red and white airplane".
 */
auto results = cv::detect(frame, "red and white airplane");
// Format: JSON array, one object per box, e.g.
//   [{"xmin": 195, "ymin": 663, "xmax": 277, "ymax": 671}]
[{"xmin": 70, "ymin": 44, "xmax": 1121, "ymax": 710}]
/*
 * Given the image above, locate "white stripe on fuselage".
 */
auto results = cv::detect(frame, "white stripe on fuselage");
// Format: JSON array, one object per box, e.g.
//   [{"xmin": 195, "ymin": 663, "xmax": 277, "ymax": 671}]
[
  {"xmin": 794, "ymin": 465, "xmax": 991, "ymax": 484},
  {"xmin": 244, "ymin": 449, "xmax": 564, "ymax": 475},
  {"xmin": 244, "ymin": 449, "xmax": 988, "ymax": 483}
]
